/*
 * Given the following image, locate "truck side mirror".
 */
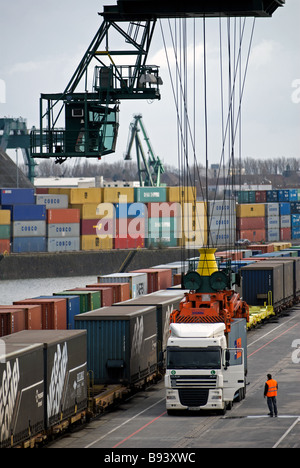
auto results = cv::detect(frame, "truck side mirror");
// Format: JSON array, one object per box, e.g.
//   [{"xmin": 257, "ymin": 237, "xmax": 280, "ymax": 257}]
[{"xmin": 225, "ymin": 349, "xmax": 231, "ymax": 369}]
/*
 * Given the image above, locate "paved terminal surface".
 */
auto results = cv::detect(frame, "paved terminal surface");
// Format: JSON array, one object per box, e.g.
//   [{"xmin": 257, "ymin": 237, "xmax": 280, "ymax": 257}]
[{"xmin": 48, "ymin": 305, "xmax": 300, "ymax": 450}]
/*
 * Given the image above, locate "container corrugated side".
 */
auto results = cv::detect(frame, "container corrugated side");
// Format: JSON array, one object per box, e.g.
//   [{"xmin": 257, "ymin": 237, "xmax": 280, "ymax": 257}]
[
  {"xmin": 47, "ymin": 223, "xmax": 80, "ymax": 238},
  {"xmin": 12, "ymin": 237, "xmax": 47, "ymax": 253},
  {"xmin": 241, "ymin": 262, "xmax": 284, "ymax": 307},
  {"xmin": 36, "ymin": 194, "xmax": 68, "ymax": 209},
  {"xmin": 81, "ymin": 235, "xmax": 113, "ymax": 250},
  {"xmin": 0, "ymin": 210, "xmax": 11, "ymax": 225},
  {"xmin": 103, "ymin": 187, "xmax": 134, "ymax": 204},
  {"xmin": 236, "ymin": 204, "xmax": 265, "ymax": 218},
  {"xmin": 13, "ymin": 220, "xmax": 46, "ymax": 237},
  {"xmin": 97, "ymin": 273, "xmax": 147, "ymax": 298},
  {"xmin": 3, "ymin": 204, "xmax": 46, "ymax": 221},
  {"xmin": 0, "ymin": 341, "xmax": 44, "ymax": 448},
  {"xmin": 0, "ymin": 188, "xmax": 35, "ymax": 205},
  {"xmin": 75, "ymin": 306, "xmax": 157, "ymax": 385}
]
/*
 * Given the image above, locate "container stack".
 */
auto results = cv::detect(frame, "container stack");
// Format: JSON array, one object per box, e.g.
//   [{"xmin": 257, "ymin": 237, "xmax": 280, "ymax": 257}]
[
  {"xmin": 265, "ymin": 202, "xmax": 280, "ymax": 242},
  {"xmin": 1, "ymin": 188, "xmax": 47, "ymax": 253},
  {"xmin": 47, "ymin": 208, "xmax": 80, "ymax": 252},
  {"xmin": 0, "ymin": 209, "xmax": 11, "ymax": 254},
  {"xmin": 208, "ymin": 200, "xmax": 236, "ymax": 246},
  {"xmin": 115, "ymin": 202, "xmax": 146, "ymax": 249},
  {"xmin": 236, "ymin": 203, "xmax": 266, "ymax": 243}
]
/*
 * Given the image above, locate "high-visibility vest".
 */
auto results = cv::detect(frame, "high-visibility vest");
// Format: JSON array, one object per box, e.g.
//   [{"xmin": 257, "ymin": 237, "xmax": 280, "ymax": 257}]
[{"xmin": 266, "ymin": 379, "xmax": 278, "ymax": 397}]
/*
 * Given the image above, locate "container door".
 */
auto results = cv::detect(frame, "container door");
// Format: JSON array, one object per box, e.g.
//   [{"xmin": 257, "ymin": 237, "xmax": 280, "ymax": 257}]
[{"xmin": 222, "ymin": 348, "xmax": 245, "ymax": 402}]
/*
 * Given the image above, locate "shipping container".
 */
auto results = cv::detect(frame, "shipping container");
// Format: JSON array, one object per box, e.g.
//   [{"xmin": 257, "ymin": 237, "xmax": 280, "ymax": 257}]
[
  {"xmin": 241, "ymin": 262, "xmax": 284, "ymax": 307},
  {"xmin": 290, "ymin": 202, "xmax": 300, "ymax": 215},
  {"xmin": 103, "ymin": 187, "xmax": 134, "ymax": 204},
  {"xmin": 114, "ymin": 237, "xmax": 145, "ymax": 249},
  {"xmin": 0, "ymin": 225, "xmax": 10, "ymax": 239},
  {"xmin": 0, "ymin": 188, "xmax": 35, "ymax": 205},
  {"xmin": 81, "ymin": 218, "xmax": 115, "ymax": 236},
  {"xmin": 70, "ymin": 203, "xmax": 107, "ymax": 220},
  {"xmin": 280, "ymin": 215, "xmax": 291, "ymax": 228},
  {"xmin": 135, "ymin": 187, "xmax": 166, "ymax": 203},
  {"xmin": 67, "ymin": 187, "xmax": 102, "ymax": 204},
  {"xmin": 12, "ymin": 237, "xmax": 47, "ymax": 253},
  {"xmin": 288, "ymin": 189, "xmax": 298, "ymax": 201},
  {"xmin": 115, "ymin": 217, "xmax": 145, "ymax": 242},
  {"xmin": 208, "ymin": 229, "xmax": 236, "ymax": 246},
  {"xmin": 47, "ymin": 237, "xmax": 80, "ymax": 252},
  {"xmin": 36, "ymin": 194, "xmax": 68, "ymax": 209},
  {"xmin": 291, "ymin": 214, "xmax": 300, "ymax": 227},
  {"xmin": 35, "ymin": 296, "xmax": 80, "ymax": 330},
  {"xmin": 236, "ymin": 217, "xmax": 265, "ymax": 230},
  {"xmin": 97, "ymin": 273, "xmax": 147, "ymax": 298},
  {"xmin": 148, "ymin": 217, "xmax": 177, "ymax": 235},
  {"xmin": 13, "ymin": 220, "xmax": 46, "ymax": 237},
  {"xmin": 0, "ymin": 341, "xmax": 44, "ymax": 448},
  {"xmin": 0, "ymin": 210, "xmax": 11, "ymax": 225},
  {"xmin": 0, "ymin": 239, "xmax": 10, "ymax": 254},
  {"xmin": 209, "ymin": 215, "xmax": 236, "ymax": 230},
  {"xmin": 113, "ymin": 292, "xmax": 185, "ymax": 363},
  {"xmin": 81, "ymin": 235, "xmax": 113, "ymax": 250},
  {"xmin": 277, "ymin": 190, "xmax": 290, "ymax": 202},
  {"xmin": 208, "ymin": 200, "xmax": 236, "ymax": 217},
  {"xmin": 2, "ymin": 330, "xmax": 87, "ymax": 429},
  {"xmin": 0, "ymin": 309, "xmax": 26, "ymax": 336},
  {"xmin": 75, "ymin": 306, "xmax": 157, "ymax": 385},
  {"xmin": 47, "ymin": 223, "xmax": 80, "ymax": 238},
  {"xmin": 13, "ymin": 298, "xmax": 67, "ymax": 329},
  {"xmin": 266, "ymin": 217, "xmax": 280, "ymax": 229},
  {"xmin": 147, "ymin": 202, "xmax": 180, "ymax": 218},
  {"xmin": 65, "ymin": 288, "xmax": 101, "ymax": 310},
  {"xmin": 86, "ymin": 283, "xmax": 130, "ymax": 303},
  {"xmin": 3, "ymin": 204, "xmax": 46, "ymax": 221},
  {"xmin": 280, "ymin": 227, "xmax": 291, "ymax": 241},
  {"xmin": 255, "ymin": 191, "xmax": 267, "ymax": 203},
  {"xmin": 167, "ymin": 186, "xmax": 196, "ymax": 203},
  {"xmin": 237, "ymin": 229, "xmax": 266, "ymax": 243},
  {"xmin": 130, "ymin": 268, "xmax": 172, "ymax": 293},
  {"xmin": 47, "ymin": 208, "xmax": 80, "ymax": 224},
  {"xmin": 0, "ymin": 304, "xmax": 42, "ymax": 330},
  {"xmin": 81, "ymin": 286, "xmax": 114, "ymax": 307},
  {"xmin": 265, "ymin": 203, "xmax": 279, "ymax": 217},
  {"xmin": 262, "ymin": 257, "xmax": 300, "ymax": 298},
  {"xmin": 54, "ymin": 291, "xmax": 90, "ymax": 314},
  {"xmin": 292, "ymin": 227, "xmax": 300, "ymax": 239},
  {"xmin": 266, "ymin": 190, "xmax": 278, "ymax": 202},
  {"xmin": 115, "ymin": 202, "xmax": 146, "ymax": 218},
  {"xmin": 279, "ymin": 203, "xmax": 291, "ymax": 216},
  {"xmin": 236, "ymin": 204, "xmax": 265, "ymax": 218}
]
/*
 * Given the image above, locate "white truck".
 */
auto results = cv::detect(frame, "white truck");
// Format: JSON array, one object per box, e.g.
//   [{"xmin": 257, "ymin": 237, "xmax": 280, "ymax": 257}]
[{"xmin": 165, "ymin": 319, "xmax": 247, "ymax": 414}]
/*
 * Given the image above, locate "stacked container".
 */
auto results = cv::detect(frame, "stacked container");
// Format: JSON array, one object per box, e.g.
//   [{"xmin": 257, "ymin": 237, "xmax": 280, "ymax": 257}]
[
  {"xmin": 236, "ymin": 203, "xmax": 266, "ymax": 242},
  {"xmin": 180, "ymin": 201, "xmax": 207, "ymax": 248},
  {"xmin": 97, "ymin": 272, "xmax": 148, "ymax": 298},
  {"xmin": 208, "ymin": 200, "xmax": 236, "ymax": 246},
  {"xmin": 265, "ymin": 203, "xmax": 280, "ymax": 242},
  {"xmin": 47, "ymin": 208, "xmax": 80, "ymax": 252},
  {"xmin": 115, "ymin": 202, "xmax": 146, "ymax": 249},
  {"xmin": 279, "ymin": 202, "xmax": 291, "ymax": 241},
  {"xmin": 0, "ymin": 209, "xmax": 11, "ymax": 254},
  {"xmin": 1, "ymin": 188, "xmax": 47, "ymax": 253}
]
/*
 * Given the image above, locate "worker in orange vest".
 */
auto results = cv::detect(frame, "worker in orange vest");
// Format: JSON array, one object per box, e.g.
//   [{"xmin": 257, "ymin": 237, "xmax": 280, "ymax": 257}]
[{"xmin": 264, "ymin": 373, "xmax": 278, "ymax": 417}]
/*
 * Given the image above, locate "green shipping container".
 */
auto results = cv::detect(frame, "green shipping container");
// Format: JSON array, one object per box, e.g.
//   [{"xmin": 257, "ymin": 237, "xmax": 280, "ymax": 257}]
[
  {"xmin": 54, "ymin": 290, "xmax": 101, "ymax": 312},
  {"xmin": 0, "ymin": 225, "xmax": 10, "ymax": 239},
  {"xmin": 134, "ymin": 187, "xmax": 167, "ymax": 203}
]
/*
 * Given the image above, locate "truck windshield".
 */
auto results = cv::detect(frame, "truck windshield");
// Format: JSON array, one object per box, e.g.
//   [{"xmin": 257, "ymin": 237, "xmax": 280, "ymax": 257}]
[{"xmin": 167, "ymin": 347, "xmax": 221, "ymax": 370}]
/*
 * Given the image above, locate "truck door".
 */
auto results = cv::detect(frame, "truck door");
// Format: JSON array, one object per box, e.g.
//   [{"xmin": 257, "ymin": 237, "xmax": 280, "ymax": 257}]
[{"xmin": 222, "ymin": 348, "xmax": 245, "ymax": 402}]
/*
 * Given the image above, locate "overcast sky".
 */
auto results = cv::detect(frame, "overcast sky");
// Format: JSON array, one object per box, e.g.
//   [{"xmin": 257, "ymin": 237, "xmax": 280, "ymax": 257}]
[{"xmin": 0, "ymin": 0, "xmax": 299, "ymax": 171}]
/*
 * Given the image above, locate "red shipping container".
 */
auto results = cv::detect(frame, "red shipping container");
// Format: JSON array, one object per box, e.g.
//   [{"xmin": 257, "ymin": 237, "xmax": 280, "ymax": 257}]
[
  {"xmin": 248, "ymin": 244, "xmax": 275, "ymax": 253},
  {"xmin": 82, "ymin": 286, "xmax": 114, "ymax": 306},
  {"xmin": 173, "ymin": 273, "xmax": 182, "ymax": 286},
  {"xmin": 81, "ymin": 218, "xmax": 115, "ymax": 236},
  {"xmin": 0, "ymin": 239, "xmax": 10, "ymax": 254},
  {"xmin": 116, "ymin": 218, "xmax": 146, "ymax": 238},
  {"xmin": 86, "ymin": 283, "xmax": 130, "ymax": 304},
  {"xmin": 0, "ymin": 309, "xmax": 26, "ymax": 337},
  {"xmin": 147, "ymin": 202, "xmax": 180, "ymax": 218},
  {"xmin": 35, "ymin": 188, "xmax": 49, "ymax": 194},
  {"xmin": 13, "ymin": 298, "xmax": 67, "ymax": 330},
  {"xmin": 130, "ymin": 268, "xmax": 172, "ymax": 293},
  {"xmin": 255, "ymin": 191, "xmax": 267, "ymax": 203},
  {"xmin": 280, "ymin": 227, "xmax": 291, "ymax": 241},
  {"xmin": 0, "ymin": 305, "xmax": 42, "ymax": 330},
  {"xmin": 47, "ymin": 208, "xmax": 80, "ymax": 224},
  {"xmin": 114, "ymin": 237, "xmax": 145, "ymax": 249},
  {"xmin": 236, "ymin": 217, "xmax": 265, "ymax": 230},
  {"xmin": 237, "ymin": 229, "xmax": 266, "ymax": 243}
]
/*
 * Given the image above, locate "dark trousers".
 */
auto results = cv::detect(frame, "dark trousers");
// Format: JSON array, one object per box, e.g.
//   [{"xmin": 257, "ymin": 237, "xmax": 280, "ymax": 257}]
[{"xmin": 267, "ymin": 396, "xmax": 278, "ymax": 416}]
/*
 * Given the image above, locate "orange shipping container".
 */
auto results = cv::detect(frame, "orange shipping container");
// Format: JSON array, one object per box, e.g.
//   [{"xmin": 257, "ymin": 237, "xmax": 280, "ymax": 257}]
[
  {"xmin": 237, "ymin": 229, "xmax": 266, "ymax": 243},
  {"xmin": 13, "ymin": 298, "xmax": 67, "ymax": 330},
  {"xmin": 236, "ymin": 217, "xmax": 265, "ymax": 230},
  {"xmin": 47, "ymin": 209, "xmax": 80, "ymax": 224},
  {"xmin": 0, "ymin": 309, "xmax": 26, "ymax": 337},
  {"xmin": 86, "ymin": 283, "xmax": 130, "ymax": 303},
  {"xmin": 0, "ymin": 239, "xmax": 10, "ymax": 254},
  {"xmin": 0, "ymin": 305, "xmax": 42, "ymax": 330}
]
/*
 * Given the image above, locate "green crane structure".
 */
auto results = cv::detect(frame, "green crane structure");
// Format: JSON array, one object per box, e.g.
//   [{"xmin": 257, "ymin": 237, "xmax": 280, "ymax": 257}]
[
  {"xmin": 124, "ymin": 114, "xmax": 165, "ymax": 187},
  {"xmin": 29, "ymin": 0, "xmax": 284, "ymax": 164}
]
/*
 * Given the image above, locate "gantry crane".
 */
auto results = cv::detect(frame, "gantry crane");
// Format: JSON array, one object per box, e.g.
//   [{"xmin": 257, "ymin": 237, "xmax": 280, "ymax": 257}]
[
  {"xmin": 124, "ymin": 114, "xmax": 165, "ymax": 187},
  {"xmin": 29, "ymin": 0, "xmax": 285, "ymax": 164}
]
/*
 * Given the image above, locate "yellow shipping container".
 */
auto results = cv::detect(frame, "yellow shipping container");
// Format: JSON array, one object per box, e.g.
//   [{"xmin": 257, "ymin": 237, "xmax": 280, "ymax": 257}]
[
  {"xmin": 81, "ymin": 235, "xmax": 113, "ymax": 251},
  {"xmin": 103, "ymin": 187, "xmax": 134, "ymax": 204},
  {"xmin": 168, "ymin": 186, "xmax": 197, "ymax": 203},
  {"xmin": 0, "ymin": 210, "xmax": 11, "ymax": 225},
  {"xmin": 236, "ymin": 204, "xmax": 265, "ymax": 218},
  {"xmin": 70, "ymin": 203, "xmax": 114, "ymax": 220},
  {"xmin": 48, "ymin": 187, "xmax": 102, "ymax": 204}
]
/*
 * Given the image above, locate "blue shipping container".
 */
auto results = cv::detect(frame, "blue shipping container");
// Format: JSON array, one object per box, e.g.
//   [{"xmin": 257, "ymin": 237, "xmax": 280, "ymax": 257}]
[
  {"xmin": 292, "ymin": 214, "xmax": 300, "ymax": 227},
  {"xmin": 277, "ymin": 190, "xmax": 289, "ymax": 202},
  {"xmin": 115, "ymin": 203, "xmax": 146, "ymax": 219},
  {"xmin": 289, "ymin": 189, "xmax": 298, "ymax": 201},
  {"xmin": 0, "ymin": 188, "xmax": 35, "ymax": 205},
  {"xmin": 3, "ymin": 204, "xmax": 46, "ymax": 221},
  {"xmin": 12, "ymin": 237, "xmax": 47, "ymax": 253},
  {"xmin": 241, "ymin": 263, "xmax": 284, "ymax": 307},
  {"xmin": 36, "ymin": 295, "xmax": 80, "ymax": 329},
  {"xmin": 292, "ymin": 227, "xmax": 300, "ymax": 239},
  {"xmin": 279, "ymin": 203, "xmax": 291, "ymax": 216}
]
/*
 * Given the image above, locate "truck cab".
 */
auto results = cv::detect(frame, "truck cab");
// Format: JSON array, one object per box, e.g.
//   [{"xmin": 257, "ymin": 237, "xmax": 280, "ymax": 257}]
[{"xmin": 165, "ymin": 321, "xmax": 246, "ymax": 414}]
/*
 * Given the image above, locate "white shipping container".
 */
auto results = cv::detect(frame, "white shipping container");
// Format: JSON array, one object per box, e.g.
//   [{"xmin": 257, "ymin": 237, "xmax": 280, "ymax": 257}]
[
  {"xmin": 267, "ymin": 229, "xmax": 280, "ymax": 242},
  {"xmin": 208, "ymin": 229, "xmax": 236, "ymax": 246},
  {"xmin": 280, "ymin": 215, "xmax": 291, "ymax": 228},
  {"xmin": 266, "ymin": 216, "xmax": 280, "ymax": 229},
  {"xmin": 265, "ymin": 203, "xmax": 279, "ymax": 217},
  {"xmin": 47, "ymin": 237, "xmax": 80, "ymax": 252},
  {"xmin": 36, "ymin": 194, "xmax": 69, "ymax": 209},
  {"xmin": 47, "ymin": 223, "xmax": 80, "ymax": 238},
  {"xmin": 209, "ymin": 215, "xmax": 236, "ymax": 231},
  {"xmin": 97, "ymin": 272, "xmax": 147, "ymax": 298},
  {"xmin": 13, "ymin": 220, "xmax": 46, "ymax": 237},
  {"xmin": 208, "ymin": 200, "xmax": 236, "ymax": 217}
]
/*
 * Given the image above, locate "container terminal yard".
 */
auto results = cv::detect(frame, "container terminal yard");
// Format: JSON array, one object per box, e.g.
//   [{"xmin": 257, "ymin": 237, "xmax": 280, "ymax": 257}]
[{"xmin": 1, "ymin": 0, "xmax": 299, "ymax": 454}]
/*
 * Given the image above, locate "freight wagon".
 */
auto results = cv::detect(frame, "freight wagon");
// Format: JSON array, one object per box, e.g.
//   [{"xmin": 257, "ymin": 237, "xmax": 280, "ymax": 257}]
[{"xmin": 0, "ymin": 330, "xmax": 87, "ymax": 448}]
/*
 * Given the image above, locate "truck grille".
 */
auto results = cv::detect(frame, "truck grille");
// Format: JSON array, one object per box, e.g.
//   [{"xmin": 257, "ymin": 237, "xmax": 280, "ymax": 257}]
[
  {"xmin": 171, "ymin": 375, "xmax": 217, "ymax": 389},
  {"xmin": 179, "ymin": 389, "xmax": 209, "ymax": 407}
]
